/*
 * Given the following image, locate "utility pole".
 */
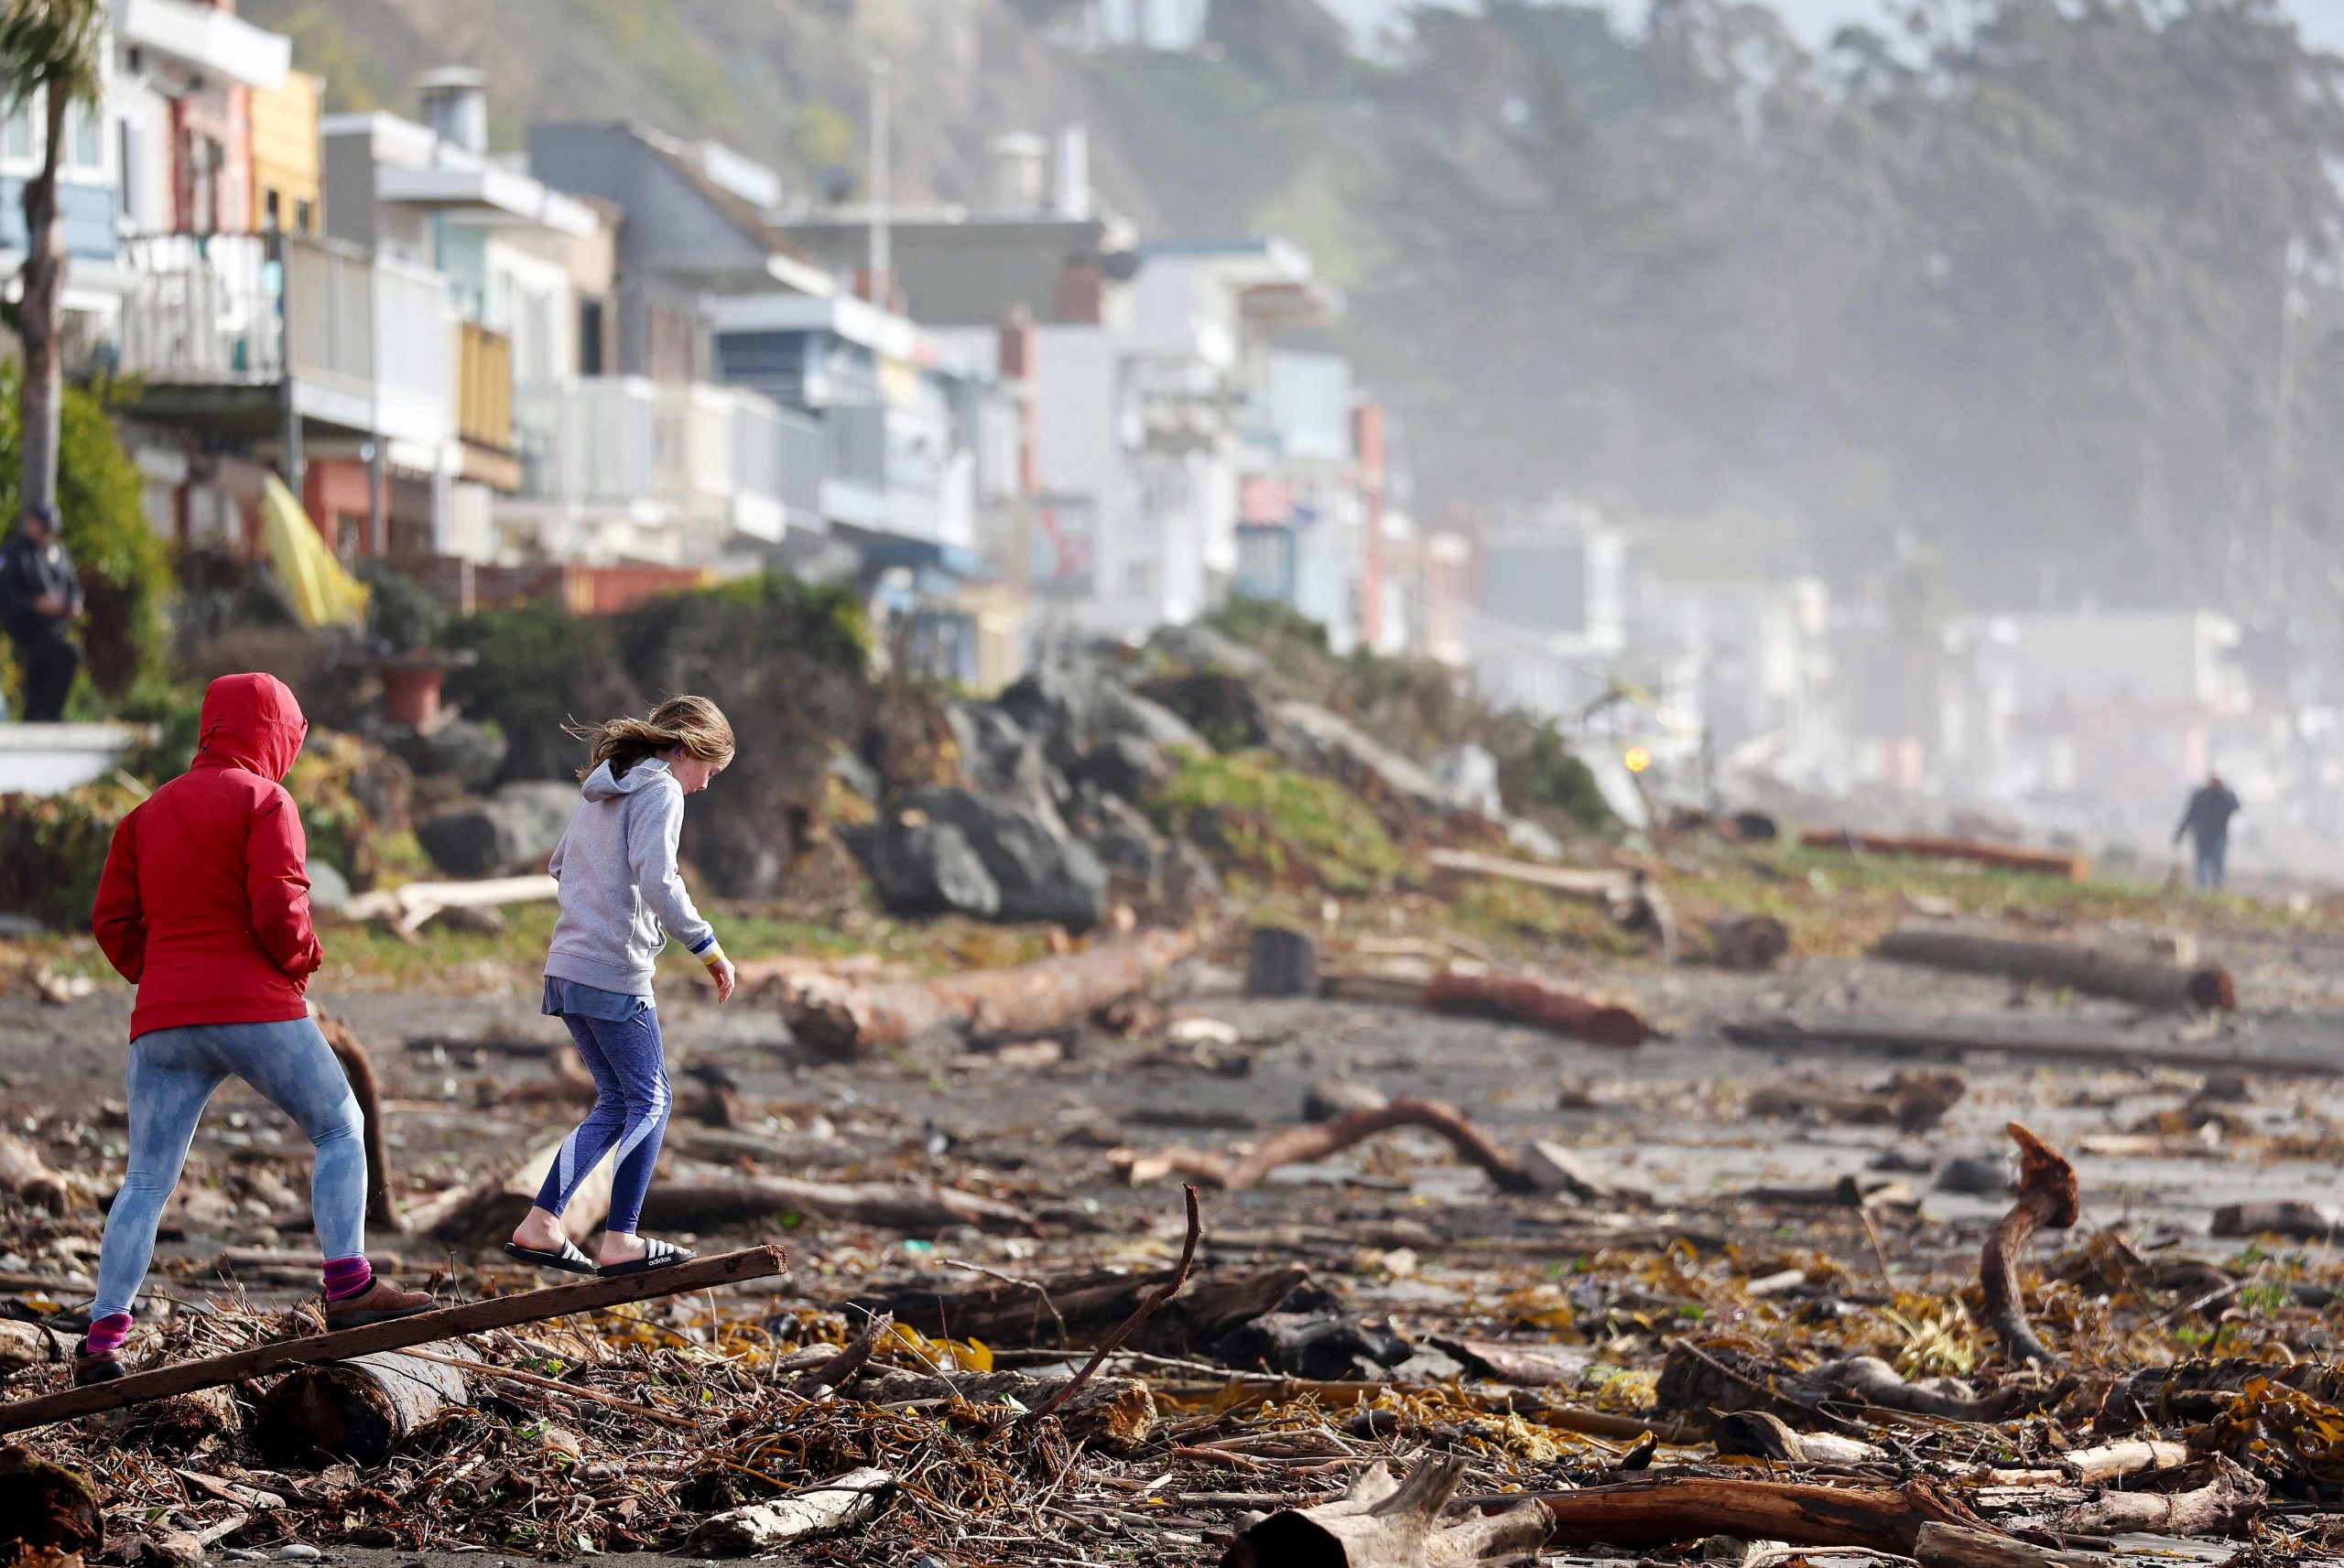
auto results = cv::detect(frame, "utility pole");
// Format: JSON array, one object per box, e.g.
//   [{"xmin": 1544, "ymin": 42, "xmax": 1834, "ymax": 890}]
[
  {"xmin": 2267, "ymin": 237, "xmax": 2303, "ymax": 605},
  {"xmin": 867, "ymin": 56, "xmax": 890, "ymax": 304}
]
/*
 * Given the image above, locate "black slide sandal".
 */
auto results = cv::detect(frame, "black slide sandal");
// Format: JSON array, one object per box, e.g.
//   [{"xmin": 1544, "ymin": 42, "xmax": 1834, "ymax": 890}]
[
  {"xmin": 504, "ymin": 1238, "xmax": 600, "ymax": 1274},
  {"xmin": 598, "ymin": 1238, "xmax": 695, "ymax": 1277}
]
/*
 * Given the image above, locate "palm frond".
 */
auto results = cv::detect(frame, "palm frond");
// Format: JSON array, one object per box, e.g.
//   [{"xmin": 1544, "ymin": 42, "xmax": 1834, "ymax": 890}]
[{"xmin": 0, "ymin": 0, "xmax": 109, "ymax": 114}]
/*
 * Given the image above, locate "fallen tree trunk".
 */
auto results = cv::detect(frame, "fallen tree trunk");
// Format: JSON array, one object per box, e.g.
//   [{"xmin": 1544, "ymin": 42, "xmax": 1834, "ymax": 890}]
[
  {"xmin": 1425, "ymin": 848, "xmax": 1628, "ymax": 903},
  {"xmin": 688, "ymin": 1468, "xmax": 894, "ymax": 1556},
  {"xmin": 437, "ymin": 1135, "xmax": 615, "ymax": 1246},
  {"xmin": 1655, "ymin": 1341, "xmax": 2036, "ymax": 1423},
  {"xmin": 1420, "ymin": 970, "xmax": 1650, "ymax": 1048},
  {"xmin": 0, "ymin": 1245, "xmax": 787, "ymax": 1435},
  {"xmin": 318, "ymin": 1014, "xmax": 402, "ymax": 1234},
  {"xmin": 2060, "ymin": 1440, "xmax": 2188, "ymax": 1486},
  {"xmin": 0, "ymin": 1133, "xmax": 80, "ymax": 1212},
  {"xmin": 342, "ymin": 874, "xmax": 559, "ymax": 935},
  {"xmin": 1743, "ymin": 1070, "xmax": 1966, "ymax": 1133},
  {"xmin": 2094, "ymin": 1358, "xmax": 2344, "ymax": 1432},
  {"xmin": 2054, "ymin": 1456, "xmax": 2263, "ymax": 1538},
  {"xmin": 1982, "ymin": 1122, "xmax": 2078, "ymax": 1366},
  {"xmin": 1724, "ymin": 1019, "xmax": 2333, "ymax": 1078},
  {"xmin": 1873, "ymin": 925, "xmax": 2233, "ymax": 1011},
  {"xmin": 639, "ymin": 1173, "xmax": 1035, "ymax": 1234},
  {"xmin": 253, "ymin": 1345, "xmax": 473, "ymax": 1465},
  {"xmin": 783, "ymin": 929, "xmax": 1194, "ymax": 1058},
  {"xmin": 1799, "ymin": 827, "xmax": 2090, "ymax": 881},
  {"xmin": 1913, "ymin": 1522, "xmax": 2111, "ymax": 1568},
  {"xmin": 855, "ymin": 1263, "xmax": 1308, "ymax": 1354},
  {"xmin": 1125, "ymin": 1098, "xmax": 1545, "ymax": 1195},
  {"xmin": 1221, "ymin": 1457, "xmax": 1544, "ymax": 1568},
  {"xmin": 1527, "ymin": 1476, "xmax": 1991, "ymax": 1555},
  {"xmin": 1707, "ymin": 914, "xmax": 1791, "ymax": 971}
]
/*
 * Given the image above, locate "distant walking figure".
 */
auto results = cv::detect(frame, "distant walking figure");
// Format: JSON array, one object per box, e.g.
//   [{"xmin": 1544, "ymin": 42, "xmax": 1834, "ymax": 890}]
[
  {"xmin": 505, "ymin": 695, "xmax": 738, "ymax": 1280},
  {"xmin": 2174, "ymin": 773, "xmax": 2241, "ymax": 890}
]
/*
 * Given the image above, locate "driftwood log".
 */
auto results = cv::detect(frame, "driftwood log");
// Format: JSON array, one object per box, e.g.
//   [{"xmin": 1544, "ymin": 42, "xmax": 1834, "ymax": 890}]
[
  {"xmin": 1981, "ymin": 1121, "xmax": 2078, "ymax": 1365},
  {"xmin": 856, "ymin": 1263, "xmax": 1308, "ymax": 1353},
  {"xmin": 1222, "ymin": 1458, "xmax": 1544, "ymax": 1568},
  {"xmin": 0, "ymin": 1245, "xmax": 787, "ymax": 1435},
  {"xmin": 2054, "ymin": 1455, "xmax": 2263, "ymax": 1538},
  {"xmin": 2094, "ymin": 1358, "xmax": 2344, "ymax": 1432},
  {"xmin": 1245, "ymin": 926, "xmax": 1322, "ymax": 998},
  {"xmin": 1527, "ymin": 1476, "xmax": 1991, "ymax": 1554},
  {"xmin": 0, "ymin": 1133, "xmax": 78, "ymax": 1212},
  {"xmin": 1706, "ymin": 913, "xmax": 1791, "ymax": 970},
  {"xmin": 1655, "ymin": 1340, "xmax": 2036, "ymax": 1423},
  {"xmin": 1724, "ymin": 1019, "xmax": 2331, "ymax": 1077},
  {"xmin": 1744, "ymin": 1070, "xmax": 1966, "ymax": 1133},
  {"xmin": 2061, "ymin": 1440, "xmax": 2188, "ymax": 1485},
  {"xmin": 1419, "ymin": 970, "xmax": 1649, "ymax": 1047},
  {"xmin": 854, "ymin": 1369, "xmax": 1158, "ymax": 1450},
  {"xmin": 1912, "ymin": 1522, "xmax": 2112, "ymax": 1568},
  {"xmin": 1799, "ymin": 827, "xmax": 2089, "ymax": 881},
  {"xmin": 639, "ymin": 1173, "xmax": 1035, "ymax": 1234},
  {"xmin": 254, "ymin": 1345, "xmax": 473, "ymax": 1465},
  {"xmin": 687, "ymin": 1469, "xmax": 894, "ymax": 1555},
  {"xmin": 318, "ymin": 1013, "xmax": 402, "ymax": 1233},
  {"xmin": 429, "ymin": 1135, "xmax": 615, "ymax": 1246},
  {"xmin": 1124, "ymin": 1098, "xmax": 1544, "ymax": 1195},
  {"xmin": 1873, "ymin": 925, "xmax": 2233, "ymax": 1011},
  {"xmin": 782, "ymin": 929, "xmax": 1193, "ymax": 1057}
]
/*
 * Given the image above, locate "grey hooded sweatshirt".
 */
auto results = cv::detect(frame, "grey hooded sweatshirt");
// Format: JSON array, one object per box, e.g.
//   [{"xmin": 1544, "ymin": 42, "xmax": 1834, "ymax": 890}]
[{"xmin": 542, "ymin": 757, "xmax": 718, "ymax": 996}]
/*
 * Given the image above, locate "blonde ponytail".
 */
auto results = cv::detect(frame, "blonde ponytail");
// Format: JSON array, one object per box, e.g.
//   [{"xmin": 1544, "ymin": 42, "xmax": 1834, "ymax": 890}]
[{"xmin": 566, "ymin": 695, "xmax": 735, "ymax": 781}]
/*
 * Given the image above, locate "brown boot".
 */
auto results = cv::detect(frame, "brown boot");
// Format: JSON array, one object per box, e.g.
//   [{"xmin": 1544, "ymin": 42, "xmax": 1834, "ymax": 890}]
[
  {"xmin": 73, "ymin": 1344, "xmax": 125, "ymax": 1385},
  {"xmin": 324, "ymin": 1277, "xmax": 434, "ymax": 1329}
]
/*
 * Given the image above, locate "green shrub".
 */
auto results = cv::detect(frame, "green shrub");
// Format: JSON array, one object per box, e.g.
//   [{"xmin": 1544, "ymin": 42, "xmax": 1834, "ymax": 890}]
[
  {"xmin": 0, "ymin": 366, "xmax": 175, "ymax": 706},
  {"xmin": 1147, "ymin": 747, "xmax": 1402, "ymax": 893},
  {"xmin": 1493, "ymin": 723, "xmax": 1614, "ymax": 836},
  {"xmin": 0, "ymin": 778, "xmax": 142, "ymax": 931},
  {"xmin": 440, "ymin": 597, "xmax": 631, "ymax": 784}
]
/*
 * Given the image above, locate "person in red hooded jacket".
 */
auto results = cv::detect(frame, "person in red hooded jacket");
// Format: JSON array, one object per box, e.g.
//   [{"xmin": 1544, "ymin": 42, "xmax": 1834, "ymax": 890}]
[{"xmin": 80, "ymin": 674, "xmax": 430, "ymax": 1383}]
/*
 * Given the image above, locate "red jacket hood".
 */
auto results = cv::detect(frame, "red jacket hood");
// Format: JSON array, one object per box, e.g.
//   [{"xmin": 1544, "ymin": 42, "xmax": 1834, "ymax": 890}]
[{"xmin": 193, "ymin": 673, "xmax": 309, "ymax": 782}]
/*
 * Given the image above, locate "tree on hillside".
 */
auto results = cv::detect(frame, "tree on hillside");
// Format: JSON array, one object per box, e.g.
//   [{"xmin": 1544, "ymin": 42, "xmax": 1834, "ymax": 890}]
[{"xmin": 0, "ymin": 0, "xmax": 108, "ymax": 517}]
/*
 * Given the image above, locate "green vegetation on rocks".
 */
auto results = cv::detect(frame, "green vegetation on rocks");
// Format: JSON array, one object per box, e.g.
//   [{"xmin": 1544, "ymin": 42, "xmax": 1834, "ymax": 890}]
[{"xmin": 1146, "ymin": 746, "xmax": 1403, "ymax": 894}]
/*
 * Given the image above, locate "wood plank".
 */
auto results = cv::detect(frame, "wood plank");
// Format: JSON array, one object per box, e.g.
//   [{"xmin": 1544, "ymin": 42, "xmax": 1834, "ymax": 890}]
[
  {"xmin": 0, "ymin": 1243, "xmax": 787, "ymax": 1435},
  {"xmin": 1722, "ymin": 1020, "xmax": 2340, "ymax": 1079}
]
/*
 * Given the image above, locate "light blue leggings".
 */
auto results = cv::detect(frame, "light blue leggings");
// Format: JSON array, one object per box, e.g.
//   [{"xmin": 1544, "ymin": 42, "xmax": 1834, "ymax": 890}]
[{"xmin": 93, "ymin": 1018, "xmax": 367, "ymax": 1319}]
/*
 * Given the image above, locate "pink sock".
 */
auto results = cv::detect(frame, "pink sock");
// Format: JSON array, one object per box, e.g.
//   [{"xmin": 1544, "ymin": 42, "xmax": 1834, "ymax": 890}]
[
  {"xmin": 322, "ymin": 1256, "xmax": 374, "ymax": 1302},
  {"xmin": 83, "ymin": 1312, "xmax": 132, "ymax": 1355}
]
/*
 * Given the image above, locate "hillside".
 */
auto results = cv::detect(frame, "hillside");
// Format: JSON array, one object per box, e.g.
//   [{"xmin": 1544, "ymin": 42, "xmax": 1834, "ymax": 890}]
[{"xmin": 252, "ymin": 0, "xmax": 2344, "ymax": 629}]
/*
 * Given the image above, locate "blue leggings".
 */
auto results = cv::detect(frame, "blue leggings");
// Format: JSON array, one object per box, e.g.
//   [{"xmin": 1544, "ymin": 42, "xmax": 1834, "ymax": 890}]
[
  {"xmin": 95, "ymin": 1018, "xmax": 367, "ymax": 1319},
  {"xmin": 533, "ymin": 1008, "xmax": 671, "ymax": 1234}
]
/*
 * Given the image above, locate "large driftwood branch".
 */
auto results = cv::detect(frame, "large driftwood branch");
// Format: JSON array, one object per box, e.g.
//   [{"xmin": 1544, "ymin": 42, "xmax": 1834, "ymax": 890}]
[
  {"xmin": 687, "ymin": 1468, "xmax": 894, "ymax": 1555},
  {"xmin": 782, "ymin": 930, "xmax": 1194, "ymax": 1058},
  {"xmin": 1872, "ymin": 925, "xmax": 2233, "ymax": 1011},
  {"xmin": 0, "ymin": 1245, "xmax": 787, "ymax": 1434},
  {"xmin": 1799, "ymin": 827, "xmax": 2089, "ymax": 880},
  {"xmin": 639, "ymin": 1174, "xmax": 1035, "ymax": 1235},
  {"xmin": 2054, "ymin": 1456, "xmax": 2263, "ymax": 1538},
  {"xmin": 1725, "ymin": 1019, "xmax": 2331, "ymax": 1078},
  {"xmin": 1128, "ymin": 1098, "xmax": 1542, "ymax": 1195},
  {"xmin": 1021, "ymin": 1185, "xmax": 1199, "ymax": 1426},
  {"xmin": 854, "ymin": 1262, "xmax": 1307, "ymax": 1354},
  {"xmin": 319, "ymin": 1013, "xmax": 402, "ymax": 1233},
  {"xmin": 1419, "ymin": 969, "xmax": 1650, "ymax": 1047},
  {"xmin": 1982, "ymin": 1121, "xmax": 2078, "ymax": 1366},
  {"xmin": 1527, "ymin": 1476, "xmax": 1991, "ymax": 1555}
]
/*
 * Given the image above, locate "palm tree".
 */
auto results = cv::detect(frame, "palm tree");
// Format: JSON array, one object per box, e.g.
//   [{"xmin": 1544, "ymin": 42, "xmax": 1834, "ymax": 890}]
[{"xmin": 0, "ymin": 0, "xmax": 107, "ymax": 514}]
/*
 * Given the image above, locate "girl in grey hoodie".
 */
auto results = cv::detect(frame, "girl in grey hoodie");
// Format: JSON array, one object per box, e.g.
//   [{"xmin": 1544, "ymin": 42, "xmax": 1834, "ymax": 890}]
[{"xmin": 505, "ymin": 696, "xmax": 739, "ymax": 1277}]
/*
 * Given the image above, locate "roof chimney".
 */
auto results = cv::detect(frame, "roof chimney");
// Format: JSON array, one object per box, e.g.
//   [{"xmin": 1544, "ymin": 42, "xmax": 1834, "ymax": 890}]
[
  {"xmin": 989, "ymin": 132, "xmax": 1048, "ymax": 217},
  {"xmin": 417, "ymin": 67, "xmax": 488, "ymax": 156}
]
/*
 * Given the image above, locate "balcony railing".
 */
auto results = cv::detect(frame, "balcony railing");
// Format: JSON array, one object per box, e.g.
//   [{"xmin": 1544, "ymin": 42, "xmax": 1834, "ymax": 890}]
[
  {"xmin": 516, "ymin": 375, "xmax": 819, "ymax": 541},
  {"xmin": 116, "ymin": 232, "xmax": 455, "ymax": 447},
  {"xmin": 457, "ymin": 321, "xmax": 514, "ymax": 452}
]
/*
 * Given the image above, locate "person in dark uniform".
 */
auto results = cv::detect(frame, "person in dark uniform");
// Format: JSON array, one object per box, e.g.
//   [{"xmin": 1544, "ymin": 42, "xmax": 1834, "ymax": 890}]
[
  {"xmin": 2174, "ymin": 773, "xmax": 2241, "ymax": 890},
  {"xmin": 0, "ymin": 503, "xmax": 84, "ymax": 722}
]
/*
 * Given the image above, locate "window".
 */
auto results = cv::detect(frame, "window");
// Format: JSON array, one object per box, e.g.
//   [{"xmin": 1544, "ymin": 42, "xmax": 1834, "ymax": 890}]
[
  {"xmin": 117, "ymin": 121, "xmax": 135, "ymax": 215},
  {"xmin": 5, "ymin": 97, "xmax": 32, "ymax": 162},
  {"xmin": 264, "ymin": 189, "xmax": 280, "ymax": 230},
  {"xmin": 67, "ymin": 100, "xmax": 98, "ymax": 171},
  {"xmin": 579, "ymin": 299, "xmax": 604, "ymax": 376},
  {"xmin": 294, "ymin": 198, "xmax": 312, "ymax": 235}
]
